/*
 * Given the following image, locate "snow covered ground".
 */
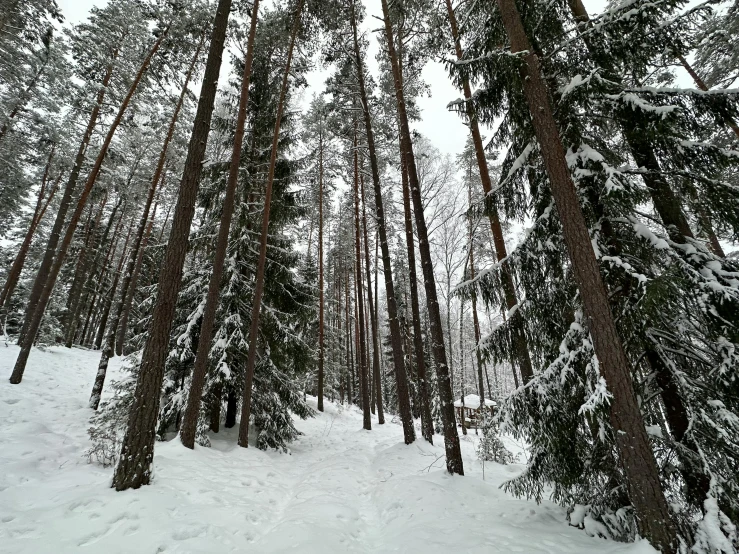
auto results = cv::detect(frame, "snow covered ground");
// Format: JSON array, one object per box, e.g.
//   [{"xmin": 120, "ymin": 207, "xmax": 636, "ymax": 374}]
[{"xmin": 0, "ymin": 345, "xmax": 657, "ymax": 553}]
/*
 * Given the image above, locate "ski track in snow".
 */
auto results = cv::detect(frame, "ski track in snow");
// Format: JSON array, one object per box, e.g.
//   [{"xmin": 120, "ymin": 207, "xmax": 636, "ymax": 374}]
[{"xmin": 0, "ymin": 345, "xmax": 658, "ymax": 553}]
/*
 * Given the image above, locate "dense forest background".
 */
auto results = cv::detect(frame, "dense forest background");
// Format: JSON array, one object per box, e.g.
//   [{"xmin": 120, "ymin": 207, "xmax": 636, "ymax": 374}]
[{"xmin": 1, "ymin": 0, "xmax": 738, "ymax": 552}]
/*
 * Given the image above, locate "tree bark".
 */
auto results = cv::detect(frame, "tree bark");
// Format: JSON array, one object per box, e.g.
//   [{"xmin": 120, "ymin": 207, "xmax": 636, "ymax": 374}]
[
  {"xmin": 116, "ymin": 35, "xmax": 204, "ymax": 356},
  {"xmin": 89, "ymin": 218, "xmax": 135, "ymax": 410},
  {"xmin": 179, "ymin": 6, "xmax": 259, "ymax": 450},
  {"xmin": 237, "ymin": 0, "xmax": 304, "ymax": 448},
  {"xmin": 443, "ymin": 0, "xmax": 533, "ymax": 383},
  {"xmin": 379, "ymin": 0, "xmax": 461, "ymax": 472},
  {"xmin": 64, "ymin": 194, "xmax": 107, "ymax": 346},
  {"xmin": 677, "ymin": 54, "xmax": 739, "ymax": 140},
  {"xmin": 93, "ymin": 207, "xmax": 127, "ymax": 349},
  {"xmin": 112, "ymin": 2, "xmax": 230, "ymax": 491},
  {"xmin": 0, "ymin": 146, "xmax": 59, "ymax": 310},
  {"xmin": 11, "ymin": 28, "xmax": 167, "ymax": 384},
  {"xmin": 400, "ymin": 152, "xmax": 433, "ymax": 443},
  {"xmin": 16, "ymin": 53, "xmax": 118, "ymax": 347},
  {"xmin": 350, "ymin": 0, "xmax": 414, "ymax": 443},
  {"xmin": 317, "ymin": 122, "xmax": 325, "ymax": 412},
  {"xmin": 352, "ymin": 127, "xmax": 371, "ymax": 430},
  {"xmin": 495, "ymin": 0, "xmax": 676, "ymax": 549},
  {"xmin": 361, "ymin": 175, "xmax": 384, "ymax": 424}
]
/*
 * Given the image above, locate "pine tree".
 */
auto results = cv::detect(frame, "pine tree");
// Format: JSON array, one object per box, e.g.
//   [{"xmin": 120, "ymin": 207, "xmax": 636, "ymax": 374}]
[{"xmin": 112, "ymin": 0, "xmax": 232, "ymax": 491}]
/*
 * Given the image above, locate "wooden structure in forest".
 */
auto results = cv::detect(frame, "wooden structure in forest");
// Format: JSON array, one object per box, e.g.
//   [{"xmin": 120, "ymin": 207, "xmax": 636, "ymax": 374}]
[{"xmin": 454, "ymin": 394, "xmax": 495, "ymax": 429}]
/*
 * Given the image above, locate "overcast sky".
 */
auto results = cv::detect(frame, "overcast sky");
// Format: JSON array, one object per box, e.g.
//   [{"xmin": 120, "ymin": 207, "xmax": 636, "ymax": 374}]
[{"xmin": 57, "ymin": 0, "xmax": 608, "ymax": 159}]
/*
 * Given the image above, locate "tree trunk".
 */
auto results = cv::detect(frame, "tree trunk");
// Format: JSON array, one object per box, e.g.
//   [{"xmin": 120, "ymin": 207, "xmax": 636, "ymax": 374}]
[
  {"xmin": 16, "ymin": 53, "xmax": 118, "ymax": 347},
  {"xmin": 112, "ymin": 2, "xmax": 230, "ymax": 491},
  {"xmin": 89, "ymin": 218, "xmax": 135, "ymax": 410},
  {"xmin": 116, "ymin": 36, "xmax": 204, "ymax": 356},
  {"xmin": 345, "ymin": 268, "xmax": 353, "ymax": 405},
  {"xmin": 209, "ymin": 383, "xmax": 222, "ymax": 433},
  {"xmin": 237, "ymin": 0, "xmax": 304, "ymax": 448},
  {"xmin": 0, "ymin": 146, "xmax": 59, "ymax": 310},
  {"xmin": 93, "ymin": 208, "xmax": 127, "ymax": 349},
  {"xmin": 225, "ymin": 388, "xmax": 237, "ymax": 428},
  {"xmin": 350, "ymin": 0, "xmax": 414, "ymax": 443},
  {"xmin": 353, "ymin": 127, "xmax": 371, "ymax": 430},
  {"xmin": 379, "ymin": 0, "xmax": 461, "ymax": 472},
  {"xmin": 66, "ymin": 192, "xmax": 123, "ymax": 347},
  {"xmin": 64, "ymin": 195, "xmax": 108, "ymax": 347},
  {"xmin": 318, "ymin": 125, "xmax": 325, "ymax": 412},
  {"xmin": 179, "ymin": 7, "xmax": 259, "ymax": 450},
  {"xmin": 495, "ymin": 0, "xmax": 676, "ymax": 549},
  {"xmin": 443, "ymin": 0, "xmax": 533, "ymax": 383},
  {"xmin": 10, "ymin": 26, "xmax": 168, "ymax": 384},
  {"xmin": 0, "ymin": 51, "xmax": 50, "ymax": 143},
  {"xmin": 361, "ymin": 175, "xmax": 384, "ymax": 424},
  {"xmin": 400, "ymin": 152, "xmax": 433, "ymax": 443}
]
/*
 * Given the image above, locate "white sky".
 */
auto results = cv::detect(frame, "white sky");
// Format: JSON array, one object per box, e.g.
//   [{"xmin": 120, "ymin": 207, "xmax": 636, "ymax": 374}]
[{"xmin": 57, "ymin": 0, "xmax": 608, "ymax": 159}]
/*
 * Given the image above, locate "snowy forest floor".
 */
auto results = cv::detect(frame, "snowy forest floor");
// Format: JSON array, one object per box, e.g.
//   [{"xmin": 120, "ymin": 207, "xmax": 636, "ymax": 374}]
[{"xmin": 0, "ymin": 345, "xmax": 657, "ymax": 553}]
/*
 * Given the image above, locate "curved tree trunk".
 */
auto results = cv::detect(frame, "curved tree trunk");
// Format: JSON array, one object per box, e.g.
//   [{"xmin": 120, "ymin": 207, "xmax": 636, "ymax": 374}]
[
  {"xmin": 0, "ymin": 146, "xmax": 59, "ymax": 310},
  {"xmin": 89, "ymin": 219, "xmax": 135, "ymax": 410},
  {"xmin": 17, "ymin": 52, "xmax": 118, "ymax": 347}
]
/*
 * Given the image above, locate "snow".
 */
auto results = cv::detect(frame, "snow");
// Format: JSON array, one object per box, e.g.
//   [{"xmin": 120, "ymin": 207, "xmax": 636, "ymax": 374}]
[
  {"xmin": 0, "ymin": 345, "xmax": 657, "ymax": 553},
  {"xmin": 453, "ymin": 394, "xmax": 496, "ymax": 409}
]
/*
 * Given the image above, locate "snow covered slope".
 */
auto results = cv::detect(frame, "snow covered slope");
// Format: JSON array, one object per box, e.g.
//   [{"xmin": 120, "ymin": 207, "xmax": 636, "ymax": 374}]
[{"xmin": 0, "ymin": 345, "xmax": 656, "ymax": 553}]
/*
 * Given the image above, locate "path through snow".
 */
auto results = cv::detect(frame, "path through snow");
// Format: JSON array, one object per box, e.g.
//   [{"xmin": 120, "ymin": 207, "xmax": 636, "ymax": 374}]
[{"xmin": 0, "ymin": 345, "xmax": 657, "ymax": 553}]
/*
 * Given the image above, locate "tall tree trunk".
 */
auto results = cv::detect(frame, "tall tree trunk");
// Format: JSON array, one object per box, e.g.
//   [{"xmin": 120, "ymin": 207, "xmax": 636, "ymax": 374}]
[
  {"xmin": 568, "ymin": 0, "xmax": 721, "ymax": 516},
  {"xmin": 495, "ymin": 0, "xmax": 676, "ymax": 549},
  {"xmin": 179, "ymin": 6, "xmax": 259, "ymax": 450},
  {"xmin": 237, "ymin": 0, "xmax": 304, "ymax": 448},
  {"xmin": 379, "ymin": 0, "xmax": 461, "ymax": 473},
  {"xmin": 93, "ymin": 207, "xmax": 127, "ymax": 349},
  {"xmin": 64, "ymin": 193, "xmax": 113, "ymax": 347},
  {"xmin": 77, "ymin": 195, "xmax": 128, "ymax": 346},
  {"xmin": 116, "ymin": 36, "xmax": 204, "ymax": 356},
  {"xmin": 16, "ymin": 52, "xmax": 118, "ymax": 346},
  {"xmin": 443, "ymin": 0, "xmax": 533, "ymax": 383},
  {"xmin": 466, "ymin": 182, "xmax": 486, "ymax": 415},
  {"xmin": 400, "ymin": 152, "xmax": 433, "ymax": 443},
  {"xmin": 317, "ymin": 125, "xmax": 325, "ymax": 412},
  {"xmin": 10, "ymin": 27, "xmax": 168, "ymax": 384},
  {"xmin": 469, "ymin": 239, "xmax": 486, "ymax": 412},
  {"xmin": 0, "ymin": 146, "xmax": 59, "ymax": 310},
  {"xmin": 112, "ymin": 2, "xmax": 230, "ymax": 491},
  {"xmin": 350, "ymin": 0, "xmax": 414, "ymax": 443},
  {"xmin": 353, "ymin": 131, "xmax": 371, "ymax": 430},
  {"xmin": 345, "ymin": 268, "xmax": 353, "ymax": 405},
  {"xmin": 361, "ymin": 175, "xmax": 384, "ymax": 424},
  {"xmin": 89, "ymin": 218, "xmax": 135, "ymax": 409}
]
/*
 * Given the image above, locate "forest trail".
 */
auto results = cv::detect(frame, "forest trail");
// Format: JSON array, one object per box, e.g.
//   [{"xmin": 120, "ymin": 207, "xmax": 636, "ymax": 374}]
[{"xmin": 0, "ymin": 345, "xmax": 656, "ymax": 553}]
